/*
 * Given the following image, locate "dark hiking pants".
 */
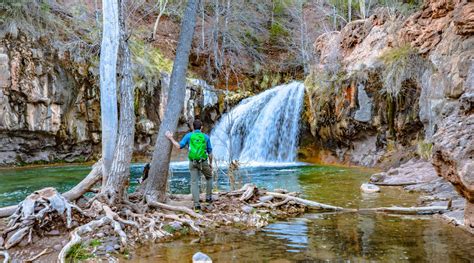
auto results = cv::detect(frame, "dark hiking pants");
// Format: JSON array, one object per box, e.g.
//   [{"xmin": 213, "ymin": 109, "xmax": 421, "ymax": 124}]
[{"xmin": 189, "ymin": 159, "xmax": 213, "ymax": 207}]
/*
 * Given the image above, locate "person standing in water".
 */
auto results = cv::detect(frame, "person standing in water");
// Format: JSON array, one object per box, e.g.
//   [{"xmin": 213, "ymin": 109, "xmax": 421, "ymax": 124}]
[{"xmin": 165, "ymin": 119, "xmax": 213, "ymax": 211}]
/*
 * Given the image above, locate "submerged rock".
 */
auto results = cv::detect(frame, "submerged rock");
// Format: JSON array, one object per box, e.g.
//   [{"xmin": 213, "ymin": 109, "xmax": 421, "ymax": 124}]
[
  {"xmin": 192, "ymin": 252, "xmax": 212, "ymax": 263},
  {"xmin": 360, "ymin": 183, "xmax": 380, "ymax": 193}
]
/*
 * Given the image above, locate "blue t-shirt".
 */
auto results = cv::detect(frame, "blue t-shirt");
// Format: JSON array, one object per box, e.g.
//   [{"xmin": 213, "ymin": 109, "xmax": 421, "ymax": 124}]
[{"xmin": 179, "ymin": 130, "xmax": 212, "ymax": 154}]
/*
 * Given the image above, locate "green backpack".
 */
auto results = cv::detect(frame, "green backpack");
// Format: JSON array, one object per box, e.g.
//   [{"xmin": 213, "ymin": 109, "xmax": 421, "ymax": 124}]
[{"xmin": 188, "ymin": 132, "xmax": 208, "ymax": 161}]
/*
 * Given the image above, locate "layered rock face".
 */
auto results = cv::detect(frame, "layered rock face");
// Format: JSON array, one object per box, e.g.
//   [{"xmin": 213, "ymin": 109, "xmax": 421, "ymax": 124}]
[
  {"xmin": 305, "ymin": 0, "xmax": 473, "ymax": 166},
  {"xmin": 0, "ymin": 31, "xmax": 223, "ymax": 165},
  {"xmin": 306, "ymin": 0, "xmax": 473, "ymax": 229}
]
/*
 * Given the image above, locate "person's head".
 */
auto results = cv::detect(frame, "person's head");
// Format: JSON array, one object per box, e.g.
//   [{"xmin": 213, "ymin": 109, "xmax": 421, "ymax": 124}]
[{"xmin": 193, "ymin": 119, "xmax": 202, "ymax": 131}]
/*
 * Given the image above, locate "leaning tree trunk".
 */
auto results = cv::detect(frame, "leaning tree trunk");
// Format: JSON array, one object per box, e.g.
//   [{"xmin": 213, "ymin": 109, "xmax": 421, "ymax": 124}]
[
  {"xmin": 144, "ymin": 0, "xmax": 199, "ymax": 202},
  {"xmin": 100, "ymin": 0, "xmax": 120, "ymax": 182},
  {"xmin": 101, "ymin": 0, "xmax": 135, "ymax": 205}
]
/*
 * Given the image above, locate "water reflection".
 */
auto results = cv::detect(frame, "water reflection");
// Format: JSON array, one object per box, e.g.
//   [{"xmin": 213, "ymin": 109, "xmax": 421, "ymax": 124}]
[
  {"xmin": 263, "ymin": 218, "xmax": 309, "ymax": 253},
  {"xmin": 127, "ymin": 165, "xmax": 474, "ymax": 262}
]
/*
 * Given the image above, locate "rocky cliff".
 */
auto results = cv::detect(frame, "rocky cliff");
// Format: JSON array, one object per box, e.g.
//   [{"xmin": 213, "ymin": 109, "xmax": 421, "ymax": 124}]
[
  {"xmin": 304, "ymin": 0, "xmax": 473, "ymax": 167},
  {"xmin": 0, "ymin": 29, "xmax": 226, "ymax": 166},
  {"xmin": 305, "ymin": 0, "xmax": 473, "ymax": 229}
]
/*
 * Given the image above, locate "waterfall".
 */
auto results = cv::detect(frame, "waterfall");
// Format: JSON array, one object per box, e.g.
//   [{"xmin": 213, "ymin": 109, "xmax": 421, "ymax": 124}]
[{"xmin": 210, "ymin": 82, "xmax": 305, "ymax": 163}]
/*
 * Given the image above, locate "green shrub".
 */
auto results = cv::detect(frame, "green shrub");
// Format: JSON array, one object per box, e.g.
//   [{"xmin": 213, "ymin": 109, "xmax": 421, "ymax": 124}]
[
  {"xmin": 130, "ymin": 39, "xmax": 174, "ymax": 76},
  {"xmin": 379, "ymin": 44, "xmax": 424, "ymax": 97},
  {"xmin": 163, "ymin": 224, "xmax": 176, "ymax": 234},
  {"xmin": 66, "ymin": 243, "xmax": 93, "ymax": 262},
  {"xmin": 269, "ymin": 22, "xmax": 289, "ymax": 43}
]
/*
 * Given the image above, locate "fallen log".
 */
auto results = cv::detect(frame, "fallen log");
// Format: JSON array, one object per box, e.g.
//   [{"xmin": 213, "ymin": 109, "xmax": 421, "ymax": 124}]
[
  {"xmin": 266, "ymin": 192, "xmax": 346, "ymax": 211},
  {"xmin": 359, "ymin": 205, "xmax": 449, "ymax": 215},
  {"xmin": 0, "ymin": 160, "xmax": 102, "ymax": 218}
]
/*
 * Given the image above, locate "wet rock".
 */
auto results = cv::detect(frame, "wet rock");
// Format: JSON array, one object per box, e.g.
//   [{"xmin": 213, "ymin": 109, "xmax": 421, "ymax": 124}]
[
  {"xmin": 370, "ymin": 160, "xmax": 439, "ymax": 185},
  {"xmin": 360, "ymin": 183, "xmax": 380, "ymax": 193},
  {"xmin": 114, "ymin": 244, "xmax": 120, "ymax": 250},
  {"xmin": 192, "ymin": 252, "xmax": 212, "ymax": 263}
]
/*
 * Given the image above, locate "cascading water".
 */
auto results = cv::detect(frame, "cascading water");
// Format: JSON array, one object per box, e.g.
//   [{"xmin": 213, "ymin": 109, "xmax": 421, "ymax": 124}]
[{"xmin": 211, "ymin": 82, "xmax": 305, "ymax": 163}]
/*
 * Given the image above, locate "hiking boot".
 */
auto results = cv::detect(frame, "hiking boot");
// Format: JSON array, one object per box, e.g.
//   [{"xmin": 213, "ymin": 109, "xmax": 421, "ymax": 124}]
[
  {"xmin": 205, "ymin": 197, "xmax": 213, "ymax": 204},
  {"xmin": 194, "ymin": 204, "xmax": 201, "ymax": 212}
]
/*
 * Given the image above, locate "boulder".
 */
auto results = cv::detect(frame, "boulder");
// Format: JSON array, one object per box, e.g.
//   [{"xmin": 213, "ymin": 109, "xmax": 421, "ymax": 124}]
[
  {"xmin": 360, "ymin": 183, "xmax": 380, "ymax": 193},
  {"xmin": 192, "ymin": 252, "xmax": 212, "ymax": 263}
]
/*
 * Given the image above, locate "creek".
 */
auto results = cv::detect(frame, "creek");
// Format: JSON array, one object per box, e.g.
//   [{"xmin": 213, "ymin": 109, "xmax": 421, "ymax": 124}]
[{"xmin": 1, "ymin": 163, "xmax": 473, "ymax": 262}]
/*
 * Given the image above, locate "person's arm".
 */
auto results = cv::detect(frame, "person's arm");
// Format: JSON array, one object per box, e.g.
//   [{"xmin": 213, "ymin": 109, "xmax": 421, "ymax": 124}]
[
  {"xmin": 208, "ymin": 154, "xmax": 213, "ymax": 170},
  {"xmin": 165, "ymin": 131, "xmax": 181, "ymax": 149},
  {"xmin": 206, "ymin": 135, "xmax": 213, "ymax": 170}
]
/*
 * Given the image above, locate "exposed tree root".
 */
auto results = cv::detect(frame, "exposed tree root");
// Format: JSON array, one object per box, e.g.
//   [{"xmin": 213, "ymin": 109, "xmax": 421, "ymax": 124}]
[
  {"xmin": 3, "ymin": 188, "xmax": 84, "ymax": 249},
  {"xmin": 153, "ymin": 212, "xmax": 202, "ymax": 233},
  {"xmin": 26, "ymin": 248, "xmax": 51, "ymax": 262},
  {"xmin": 58, "ymin": 217, "xmax": 110, "ymax": 263},
  {"xmin": 0, "ymin": 250, "xmax": 9, "ymax": 263},
  {"xmin": 146, "ymin": 196, "xmax": 204, "ymax": 219},
  {"xmin": 0, "ymin": 160, "xmax": 102, "ymax": 219}
]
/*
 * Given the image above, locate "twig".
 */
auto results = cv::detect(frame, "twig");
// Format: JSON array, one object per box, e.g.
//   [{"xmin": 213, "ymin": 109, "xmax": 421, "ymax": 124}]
[
  {"xmin": 26, "ymin": 248, "xmax": 51, "ymax": 262},
  {"xmin": 359, "ymin": 205, "xmax": 449, "ymax": 215}
]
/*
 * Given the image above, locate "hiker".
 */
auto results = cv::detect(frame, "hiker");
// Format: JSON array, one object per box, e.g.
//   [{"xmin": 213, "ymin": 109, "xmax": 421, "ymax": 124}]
[
  {"xmin": 165, "ymin": 119, "xmax": 213, "ymax": 211},
  {"xmin": 138, "ymin": 163, "xmax": 150, "ymax": 184}
]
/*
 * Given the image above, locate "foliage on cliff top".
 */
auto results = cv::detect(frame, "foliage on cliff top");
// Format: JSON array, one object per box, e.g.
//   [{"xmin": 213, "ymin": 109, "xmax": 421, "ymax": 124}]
[
  {"xmin": 130, "ymin": 38, "xmax": 174, "ymax": 76},
  {"xmin": 379, "ymin": 44, "xmax": 426, "ymax": 97}
]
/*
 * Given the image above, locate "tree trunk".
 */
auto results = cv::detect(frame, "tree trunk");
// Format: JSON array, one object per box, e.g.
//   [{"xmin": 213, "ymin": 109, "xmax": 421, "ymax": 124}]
[
  {"xmin": 144, "ymin": 0, "xmax": 199, "ymax": 202},
  {"xmin": 100, "ymin": 0, "xmax": 120, "ymax": 182},
  {"xmin": 101, "ymin": 0, "xmax": 135, "ymax": 205},
  {"xmin": 348, "ymin": 0, "xmax": 352, "ymax": 22}
]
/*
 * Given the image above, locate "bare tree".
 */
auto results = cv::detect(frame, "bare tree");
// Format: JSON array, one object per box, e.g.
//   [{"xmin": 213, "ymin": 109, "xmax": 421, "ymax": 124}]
[
  {"xmin": 144, "ymin": 0, "xmax": 200, "ymax": 202},
  {"xmin": 100, "ymin": 0, "xmax": 136, "ymax": 205},
  {"xmin": 99, "ymin": 0, "xmax": 120, "ymax": 182},
  {"xmin": 152, "ymin": 0, "xmax": 168, "ymax": 40}
]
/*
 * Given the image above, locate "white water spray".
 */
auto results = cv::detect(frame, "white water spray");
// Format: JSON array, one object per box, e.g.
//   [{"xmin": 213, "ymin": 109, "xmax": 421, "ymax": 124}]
[{"xmin": 211, "ymin": 82, "xmax": 305, "ymax": 163}]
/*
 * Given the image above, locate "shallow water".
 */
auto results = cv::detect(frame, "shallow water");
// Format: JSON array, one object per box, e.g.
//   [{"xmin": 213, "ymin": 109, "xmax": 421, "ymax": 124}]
[
  {"xmin": 128, "ymin": 165, "xmax": 474, "ymax": 263},
  {"xmin": 1, "ymin": 164, "xmax": 473, "ymax": 262}
]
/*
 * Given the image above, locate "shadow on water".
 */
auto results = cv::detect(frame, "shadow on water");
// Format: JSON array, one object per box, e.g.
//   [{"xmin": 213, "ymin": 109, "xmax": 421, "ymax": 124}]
[{"xmin": 1, "ymin": 163, "xmax": 473, "ymax": 262}]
